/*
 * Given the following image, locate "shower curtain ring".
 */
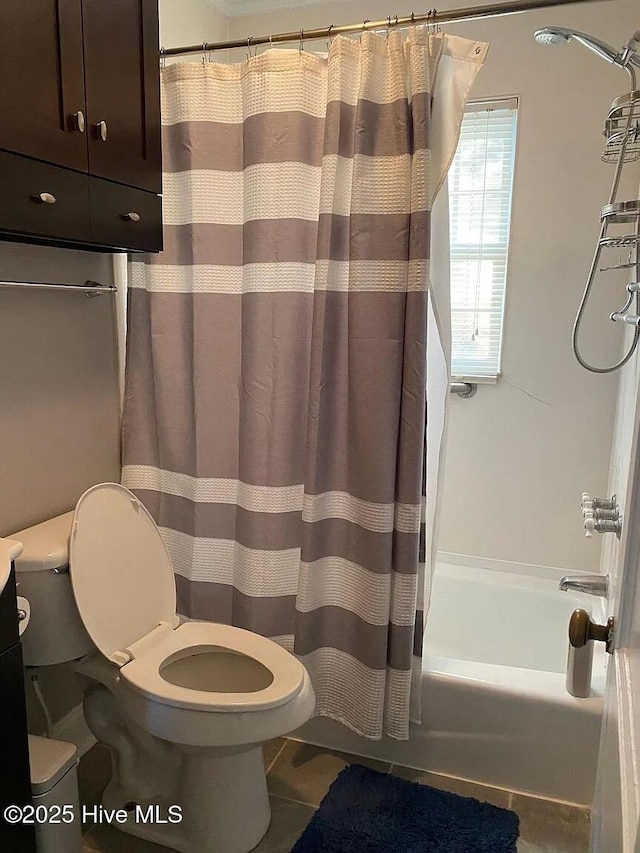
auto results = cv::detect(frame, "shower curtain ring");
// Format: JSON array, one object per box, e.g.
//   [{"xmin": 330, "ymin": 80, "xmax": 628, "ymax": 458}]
[
  {"xmin": 326, "ymin": 23, "xmax": 334, "ymax": 52},
  {"xmin": 247, "ymin": 36, "xmax": 253, "ymax": 59},
  {"xmin": 386, "ymin": 16, "xmax": 392, "ymax": 40},
  {"xmin": 202, "ymin": 41, "xmax": 208, "ymax": 64},
  {"xmin": 160, "ymin": 46, "xmax": 166, "ymax": 68},
  {"xmin": 299, "ymin": 29, "xmax": 304, "ymax": 53}
]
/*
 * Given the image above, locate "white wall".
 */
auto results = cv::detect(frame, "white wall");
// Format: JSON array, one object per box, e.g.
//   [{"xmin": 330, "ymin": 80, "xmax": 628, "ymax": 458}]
[
  {"xmin": 0, "ymin": 241, "xmax": 122, "ymax": 733},
  {"xmin": 436, "ymin": 1, "xmax": 637, "ymax": 573},
  {"xmin": 229, "ymin": 0, "xmax": 638, "ymax": 571},
  {"xmin": 159, "ymin": 0, "xmax": 227, "ymax": 51},
  {"xmin": 0, "ymin": 246, "xmax": 121, "ymax": 535}
]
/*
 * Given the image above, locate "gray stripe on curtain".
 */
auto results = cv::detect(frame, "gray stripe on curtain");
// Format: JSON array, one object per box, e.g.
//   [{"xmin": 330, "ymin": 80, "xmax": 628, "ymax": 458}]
[
  {"xmin": 162, "ymin": 94, "xmax": 433, "ymax": 173},
  {"xmin": 175, "ymin": 576, "xmax": 414, "ymax": 670},
  {"xmin": 134, "ymin": 489, "xmax": 419, "ymax": 574},
  {"xmin": 157, "ymin": 211, "xmax": 431, "ymax": 266},
  {"xmin": 125, "ymin": 288, "xmax": 426, "ymax": 502}
]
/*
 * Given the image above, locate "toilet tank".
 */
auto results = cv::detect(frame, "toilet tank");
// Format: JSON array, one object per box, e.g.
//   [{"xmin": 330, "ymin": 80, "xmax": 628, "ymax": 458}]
[{"xmin": 12, "ymin": 514, "xmax": 94, "ymax": 666}]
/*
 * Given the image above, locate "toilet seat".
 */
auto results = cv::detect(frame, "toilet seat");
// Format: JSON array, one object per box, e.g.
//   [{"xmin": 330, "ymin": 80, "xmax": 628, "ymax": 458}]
[
  {"xmin": 70, "ymin": 483, "xmax": 178, "ymax": 665},
  {"xmin": 120, "ymin": 621, "xmax": 304, "ymax": 712},
  {"xmin": 70, "ymin": 483, "xmax": 305, "ymax": 713}
]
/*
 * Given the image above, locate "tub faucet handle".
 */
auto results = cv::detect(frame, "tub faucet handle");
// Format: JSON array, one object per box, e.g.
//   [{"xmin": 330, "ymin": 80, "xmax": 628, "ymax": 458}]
[
  {"xmin": 580, "ymin": 493, "xmax": 621, "ymax": 537},
  {"xmin": 582, "ymin": 492, "xmax": 617, "ymax": 512}
]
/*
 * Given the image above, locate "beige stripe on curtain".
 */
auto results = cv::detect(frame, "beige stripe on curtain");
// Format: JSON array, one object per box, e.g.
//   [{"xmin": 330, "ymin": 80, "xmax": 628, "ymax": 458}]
[{"xmin": 123, "ymin": 30, "xmax": 487, "ymax": 739}]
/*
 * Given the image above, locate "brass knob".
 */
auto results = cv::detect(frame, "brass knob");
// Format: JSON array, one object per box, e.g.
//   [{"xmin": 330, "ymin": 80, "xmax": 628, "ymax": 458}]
[
  {"xmin": 569, "ymin": 609, "xmax": 615, "ymax": 654},
  {"xmin": 32, "ymin": 192, "xmax": 57, "ymax": 204},
  {"xmin": 120, "ymin": 212, "xmax": 141, "ymax": 222}
]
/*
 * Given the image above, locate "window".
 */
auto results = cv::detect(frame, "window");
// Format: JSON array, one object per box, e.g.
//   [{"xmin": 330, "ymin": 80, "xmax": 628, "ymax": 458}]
[{"xmin": 448, "ymin": 98, "xmax": 518, "ymax": 381}]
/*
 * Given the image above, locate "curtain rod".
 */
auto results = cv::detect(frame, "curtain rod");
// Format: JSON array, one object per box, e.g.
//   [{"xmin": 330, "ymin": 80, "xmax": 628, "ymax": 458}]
[{"xmin": 161, "ymin": 0, "xmax": 618, "ymax": 56}]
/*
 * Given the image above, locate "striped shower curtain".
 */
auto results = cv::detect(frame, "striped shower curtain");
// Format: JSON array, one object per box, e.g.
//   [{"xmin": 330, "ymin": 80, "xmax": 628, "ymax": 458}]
[{"xmin": 122, "ymin": 30, "xmax": 487, "ymax": 739}]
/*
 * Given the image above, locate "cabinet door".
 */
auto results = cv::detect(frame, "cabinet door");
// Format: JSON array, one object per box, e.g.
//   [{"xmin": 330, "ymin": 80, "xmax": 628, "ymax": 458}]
[
  {"xmin": 0, "ymin": 0, "xmax": 87, "ymax": 172},
  {"xmin": 82, "ymin": 0, "xmax": 162, "ymax": 194}
]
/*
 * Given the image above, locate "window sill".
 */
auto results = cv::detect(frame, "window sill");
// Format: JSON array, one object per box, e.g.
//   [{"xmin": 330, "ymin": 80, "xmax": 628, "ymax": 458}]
[
  {"xmin": 449, "ymin": 375, "xmax": 501, "ymax": 398},
  {"xmin": 450, "ymin": 375, "xmax": 498, "ymax": 385}
]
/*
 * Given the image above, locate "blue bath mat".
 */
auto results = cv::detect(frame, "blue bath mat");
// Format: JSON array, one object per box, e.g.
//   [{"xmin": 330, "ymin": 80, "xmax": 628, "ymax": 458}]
[{"xmin": 291, "ymin": 765, "xmax": 519, "ymax": 852}]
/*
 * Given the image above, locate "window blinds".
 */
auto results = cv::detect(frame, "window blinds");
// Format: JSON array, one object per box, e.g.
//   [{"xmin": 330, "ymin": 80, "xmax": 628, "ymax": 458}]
[{"xmin": 448, "ymin": 98, "xmax": 518, "ymax": 381}]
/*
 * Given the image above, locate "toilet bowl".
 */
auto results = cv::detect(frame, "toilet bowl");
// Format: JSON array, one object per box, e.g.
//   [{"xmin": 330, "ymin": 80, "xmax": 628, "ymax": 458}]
[{"xmin": 67, "ymin": 483, "xmax": 315, "ymax": 853}]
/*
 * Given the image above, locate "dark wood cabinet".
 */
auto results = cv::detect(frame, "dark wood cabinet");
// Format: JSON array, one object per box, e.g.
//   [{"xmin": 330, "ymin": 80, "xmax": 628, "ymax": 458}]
[
  {"xmin": 0, "ymin": 1, "xmax": 87, "ymax": 172},
  {"xmin": 90, "ymin": 178, "xmax": 163, "ymax": 252},
  {"xmin": 83, "ymin": 0, "xmax": 162, "ymax": 193},
  {"xmin": 0, "ymin": 0, "xmax": 162, "ymax": 253},
  {"xmin": 0, "ymin": 151, "xmax": 91, "ymax": 245}
]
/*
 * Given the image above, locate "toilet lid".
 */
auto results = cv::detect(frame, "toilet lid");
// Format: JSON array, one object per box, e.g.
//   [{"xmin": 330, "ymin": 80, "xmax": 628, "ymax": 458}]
[{"xmin": 70, "ymin": 483, "xmax": 177, "ymax": 664}]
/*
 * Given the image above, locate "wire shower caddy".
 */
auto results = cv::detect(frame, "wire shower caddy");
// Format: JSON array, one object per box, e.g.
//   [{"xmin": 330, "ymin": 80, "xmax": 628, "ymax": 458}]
[{"xmin": 573, "ymin": 87, "xmax": 640, "ymax": 373}]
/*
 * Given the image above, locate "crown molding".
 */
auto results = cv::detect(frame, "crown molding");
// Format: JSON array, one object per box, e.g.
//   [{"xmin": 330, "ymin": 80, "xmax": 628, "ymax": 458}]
[{"xmin": 207, "ymin": 0, "xmax": 326, "ymax": 18}]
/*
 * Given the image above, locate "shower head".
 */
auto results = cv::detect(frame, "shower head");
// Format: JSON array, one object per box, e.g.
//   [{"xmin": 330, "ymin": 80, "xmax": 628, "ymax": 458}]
[
  {"xmin": 534, "ymin": 27, "xmax": 624, "ymax": 65},
  {"xmin": 534, "ymin": 27, "xmax": 572, "ymax": 47}
]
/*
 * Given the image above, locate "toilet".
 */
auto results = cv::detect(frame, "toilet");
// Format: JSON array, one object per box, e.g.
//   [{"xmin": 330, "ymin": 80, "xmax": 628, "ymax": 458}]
[{"xmin": 14, "ymin": 483, "xmax": 315, "ymax": 853}]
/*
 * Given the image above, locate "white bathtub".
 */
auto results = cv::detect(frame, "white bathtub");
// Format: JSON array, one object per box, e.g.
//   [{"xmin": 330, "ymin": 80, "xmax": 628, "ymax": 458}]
[{"xmin": 296, "ymin": 556, "xmax": 606, "ymax": 806}]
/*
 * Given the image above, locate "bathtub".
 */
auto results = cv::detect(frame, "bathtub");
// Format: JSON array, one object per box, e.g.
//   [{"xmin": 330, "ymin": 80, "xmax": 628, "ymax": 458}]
[{"xmin": 295, "ymin": 555, "xmax": 606, "ymax": 806}]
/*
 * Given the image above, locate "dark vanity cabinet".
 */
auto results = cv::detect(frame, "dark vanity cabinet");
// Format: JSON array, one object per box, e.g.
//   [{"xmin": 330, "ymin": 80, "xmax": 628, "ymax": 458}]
[
  {"xmin": 0, "ymin": 566, "xmax": 36, "ymax": 853},
  {"xmin": 0, "ymin": 0, "xmax": 162, "ymax": 253}
]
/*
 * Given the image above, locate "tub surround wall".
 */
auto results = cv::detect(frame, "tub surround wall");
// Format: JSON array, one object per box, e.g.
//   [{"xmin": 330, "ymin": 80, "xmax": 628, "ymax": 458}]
[
  {"xmin": 591, "ymin": 186, "xmax": 640, "ymax": 850},
  {"xmin": 227, "ymin": 0, "xmax": 637, "ymax": 573},
  {"xmin": 601, "ymin": 222, "xmax": 640, "ymax": 611}
]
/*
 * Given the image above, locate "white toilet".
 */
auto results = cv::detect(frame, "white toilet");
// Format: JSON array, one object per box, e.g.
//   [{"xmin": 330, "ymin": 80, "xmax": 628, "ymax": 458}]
[{"xmin": 15, "ymin": 483, "xmax": 315, "ymax": 853}]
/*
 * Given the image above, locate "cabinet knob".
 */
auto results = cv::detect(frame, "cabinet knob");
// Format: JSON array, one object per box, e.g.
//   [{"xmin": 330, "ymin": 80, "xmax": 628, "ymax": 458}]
[
  {"xmin": 31, "ymin": 192, "xmax": 57, "ymax": 205},
  {"xmin": 73, "ymin": 110, "xmax": 86, "ymax": 133},
  {"xmin": 95, "ymin": 120, "xmax": 108, "ymax": 142},
  {"xmin": 121, "ymin": 212, "xmax": 141, "ymax": 222}
]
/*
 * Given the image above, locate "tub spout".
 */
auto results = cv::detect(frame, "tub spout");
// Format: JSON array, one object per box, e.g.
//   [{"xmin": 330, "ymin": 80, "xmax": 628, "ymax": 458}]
[{"xmin": 559, "ymin": 574, "xmax": 609, "ymax": 597}]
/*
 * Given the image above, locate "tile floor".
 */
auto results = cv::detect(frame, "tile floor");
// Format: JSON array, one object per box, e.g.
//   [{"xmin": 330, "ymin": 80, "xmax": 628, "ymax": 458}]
[{"xmin": 79, "ymin": 739, "xmax": 591, "ymax": 853}]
